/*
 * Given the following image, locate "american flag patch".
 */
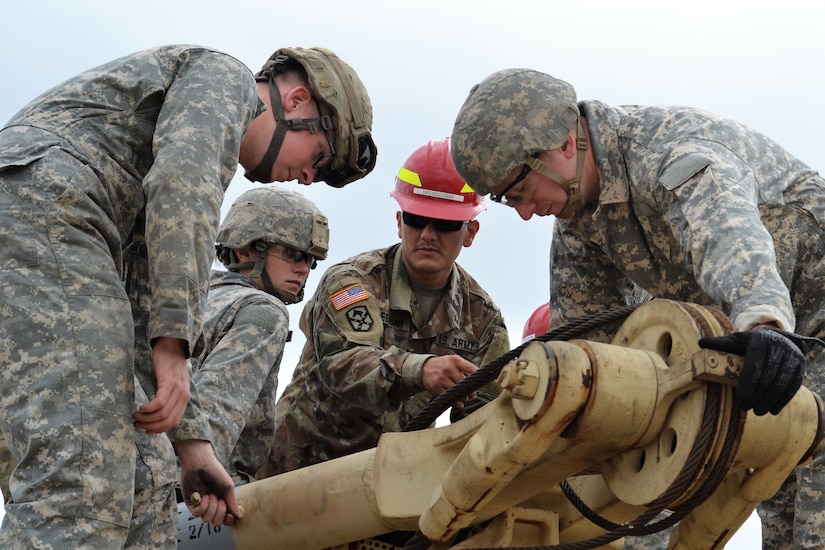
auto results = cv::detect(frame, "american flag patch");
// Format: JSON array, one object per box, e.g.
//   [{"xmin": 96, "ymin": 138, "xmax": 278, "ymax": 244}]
[{"xmin": 330, "ymin": 284, "xmax": 368, "ymax": 310}]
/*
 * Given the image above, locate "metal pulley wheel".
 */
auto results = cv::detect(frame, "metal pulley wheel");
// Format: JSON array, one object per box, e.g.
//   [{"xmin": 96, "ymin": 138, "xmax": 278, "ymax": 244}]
[{"xmin": 600, "ymin": 300, "xmax": 736, "ymax": 507}]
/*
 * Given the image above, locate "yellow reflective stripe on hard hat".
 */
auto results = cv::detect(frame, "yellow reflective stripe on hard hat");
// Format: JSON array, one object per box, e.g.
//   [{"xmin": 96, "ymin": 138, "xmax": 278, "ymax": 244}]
[
  {"xmin": 397, "ymin": 167, "xmax": 422, "ymax": 187},
  {"xmin": 460, "ymin": 183, "xmax": 474, "ymax": 193}
]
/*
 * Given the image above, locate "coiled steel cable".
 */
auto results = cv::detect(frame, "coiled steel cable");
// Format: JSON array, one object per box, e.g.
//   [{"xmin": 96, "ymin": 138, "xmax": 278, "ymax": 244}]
[
  {"xmin": 402, "ymin": 302, "xmax": 746, "ymax": 550},
  {"xmin": 401, "ymin": 304, "xmax": 642, "ymax": 550}
]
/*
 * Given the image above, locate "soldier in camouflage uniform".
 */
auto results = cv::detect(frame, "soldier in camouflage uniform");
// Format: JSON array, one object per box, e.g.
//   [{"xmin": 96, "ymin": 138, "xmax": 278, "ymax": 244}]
[
  {"xmin": 0, "ymin": 45, "xmax": 375, "ymax": 547},
  {"xmin": 192, "ymin": 187, "xmax": 328, "ymax": 487},
  {"xmin": 450, "ymin": 68, "xmax": 825, "ymax": 549},
  {"xmin": 259, "ymin": 138, "xmax": 510, "ymax": 478}
]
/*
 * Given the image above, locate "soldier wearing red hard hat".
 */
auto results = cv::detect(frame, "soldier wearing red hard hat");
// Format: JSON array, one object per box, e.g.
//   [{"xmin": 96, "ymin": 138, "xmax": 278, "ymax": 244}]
[
  {"xmin": 391, "ymin": 137, "xmax": 487, "ymax": 222},
  {"xmin": 522, "ymin": 301, "xmax": 552, "ymax": 343},
  {"xmin": 261, "ymin": 138, "xmax": 509, "ymax": 486}
]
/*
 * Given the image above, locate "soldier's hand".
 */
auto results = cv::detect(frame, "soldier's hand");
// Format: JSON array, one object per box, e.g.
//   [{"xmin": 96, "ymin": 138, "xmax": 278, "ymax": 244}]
[
  {"xmin": 175, "ymin": 439, "xmax": 243, "ymax": 527},
  {"xmin": 422, "ymin": 355, "xmax": 478, "ymax": 407},
  {"xmin": 134, "ymin": 337, "xmax": 190, "ymax": 434},
  {"xmin": 698, "ymin": 328, "xmax": 822, "ymax": 416}
]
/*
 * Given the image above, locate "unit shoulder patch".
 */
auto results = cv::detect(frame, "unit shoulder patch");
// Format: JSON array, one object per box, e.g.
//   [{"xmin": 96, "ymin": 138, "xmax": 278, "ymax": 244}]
[{"xmin": 345, "ymin": 305, "xmax": 374, "ymax": 332}]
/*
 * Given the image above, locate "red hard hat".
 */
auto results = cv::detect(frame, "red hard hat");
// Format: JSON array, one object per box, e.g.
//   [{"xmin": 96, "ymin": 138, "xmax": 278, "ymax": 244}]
[
  {"xmin": 522, "ymin": 301, "xmax": 551, "ymax": 343},
  {"xmin": 391, "ymin": 138, "xmax": 487, "ymax": 221}
]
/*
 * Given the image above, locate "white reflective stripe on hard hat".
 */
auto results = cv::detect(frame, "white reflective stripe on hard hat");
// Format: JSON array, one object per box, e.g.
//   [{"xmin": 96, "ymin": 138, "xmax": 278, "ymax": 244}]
[{"xmin": 412, "ymin": 187, "xmax": 466, "ymax": 202}]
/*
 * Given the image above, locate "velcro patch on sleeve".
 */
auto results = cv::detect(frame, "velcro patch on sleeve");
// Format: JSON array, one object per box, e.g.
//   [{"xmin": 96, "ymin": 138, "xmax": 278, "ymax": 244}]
[{"xmin": 330, "ymin": 284, "xmax": 369, "ymax": 310}]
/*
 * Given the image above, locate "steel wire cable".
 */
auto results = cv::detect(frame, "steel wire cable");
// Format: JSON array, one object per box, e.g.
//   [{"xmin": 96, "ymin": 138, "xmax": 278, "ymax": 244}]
[
  {"xmin": 441, "ymin": 376, "xmax": 746, "ymax": 550},
  {"xmin": 401, "ymin": 302, "xmax": 746, "ymax": 550},
  {"xmin": 401, "ymin": 304, "xmax": 643, "ymax": 550},
  {"xmin": 404, "ymin": 304, "xmax": 643, "ymax": 432}
]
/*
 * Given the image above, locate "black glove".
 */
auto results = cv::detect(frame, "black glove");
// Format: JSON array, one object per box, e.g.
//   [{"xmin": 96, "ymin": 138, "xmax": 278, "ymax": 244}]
[{"xmin": 698, "ymin": 328, "xmax": 823, "ymax": 416}]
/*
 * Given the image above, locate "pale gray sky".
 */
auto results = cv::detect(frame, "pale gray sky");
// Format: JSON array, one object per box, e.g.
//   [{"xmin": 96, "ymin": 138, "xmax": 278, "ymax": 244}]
[{"xmin": 3, "ymin": 0, "xmax": 824, "ymax": 545}]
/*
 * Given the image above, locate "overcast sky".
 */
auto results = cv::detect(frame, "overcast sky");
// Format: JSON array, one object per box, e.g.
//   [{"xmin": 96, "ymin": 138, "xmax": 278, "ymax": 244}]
[{"xmin": 4, "ymin": 0, "xmax": 824, "ymax": 545}]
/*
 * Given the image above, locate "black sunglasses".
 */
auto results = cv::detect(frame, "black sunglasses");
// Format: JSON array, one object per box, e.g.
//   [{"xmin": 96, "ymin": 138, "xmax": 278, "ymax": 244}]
[
  {"xmin": 314, "ymin": 134, "xmax": 377, "ymax": 188},
  {"xmin": 402, "ymin": 212, "xmax": 468, "ymax": 232},
  {"xmin": 267, "ymin": 243, "xmax": 318, "ymax": 269}
]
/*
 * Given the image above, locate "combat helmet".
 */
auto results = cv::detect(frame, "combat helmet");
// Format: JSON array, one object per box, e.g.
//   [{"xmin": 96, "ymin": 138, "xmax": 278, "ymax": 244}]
[
  {"xmin": 451, "ymin": 69, "xmax": 588, "ymax": 218},
  {"xmin": 245, "ymin": 47, "xmax": 377, "ymax": 188},
  {"xmin": 216, "ymin": 187, "xmax": 329, "ymax": 303},
  {"xmin": 391, "ymin": 138, "xmax": 486, "ymax": 222}
]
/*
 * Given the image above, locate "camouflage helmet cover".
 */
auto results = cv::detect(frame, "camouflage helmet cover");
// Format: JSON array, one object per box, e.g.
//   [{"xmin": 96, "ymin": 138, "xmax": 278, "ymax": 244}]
[
  {"xmin": 217, "ymin": 187, "xmax": 329, "ymax": 260},
  {"xmin": 258, "ymin": 47, "xmax": 377, "ymax": 188},
  {"xmin": 450, "ymin": 69, "xmax": 580, "ymax": 195}
]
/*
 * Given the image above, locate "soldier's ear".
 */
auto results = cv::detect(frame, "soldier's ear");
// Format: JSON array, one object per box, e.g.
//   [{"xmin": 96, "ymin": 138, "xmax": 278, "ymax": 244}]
[
  {"xmin": 235, "ymin": 246, "xmax": 255, "ymax": 262},
  {"xmin": 463, "ymin": 220, "xmax": 480, "ymax": 248},
  {"xmin": 284, "ymin": 85, "xmax": 311, "ymax": 112}
]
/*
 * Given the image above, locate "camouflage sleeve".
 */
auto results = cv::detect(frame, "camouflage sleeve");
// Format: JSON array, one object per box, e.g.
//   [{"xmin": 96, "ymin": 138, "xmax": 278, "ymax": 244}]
[
  {"xmin": 653, "ymin": 149, "xmax": 794, "ymax": 330},
  {"xmin": 144, "ymin": 50, "xmax": 261, "ymax": 352},
  {"xmin": 306, "ymin": 273, "xmax": 431, "ymax": 415},
  {"xmin": 476, "ymin": 313, "xmax": 510, "ymax": 367},
  {"xmin": 128, "ymin": 237, "xmax": 210, "ymax": 444},
  {"xmin": 550, "ymin": 221, "xmax": 633, "ymax": 342},
  {"xmin": 191, "ymin": 301, "xmax": 289, "ymax": 466},
  {"xmin": 168, "ymin": 372, "xmax": 211, "ymax": 443},
  {"xmin": 470, "ymin": 309, "xmax": 510, "ymax": 401},
  {"xmin": 450, "ymin": 316, "xmax": 511, "ymax": 421}
]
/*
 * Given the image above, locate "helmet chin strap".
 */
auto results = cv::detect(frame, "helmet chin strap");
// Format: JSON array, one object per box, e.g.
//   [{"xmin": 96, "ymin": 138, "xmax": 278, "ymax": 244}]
[
  {"xmin": 525, "ymin": 119, "xmax": 588, "ymax": 219},
  {"xmin": 250, "ymin": 241, "xmax": 303, "ymax": 304},
  {"xmin": 244, "ymin": 75, "xmax": 334, "ymax": 183},
  {"xmin": 245, "ymin": 76, "xmax": 289, "ymax": 182},
  {"xmin": 261, "ymin": 269, "xmax": 303, "ymax": 305}
]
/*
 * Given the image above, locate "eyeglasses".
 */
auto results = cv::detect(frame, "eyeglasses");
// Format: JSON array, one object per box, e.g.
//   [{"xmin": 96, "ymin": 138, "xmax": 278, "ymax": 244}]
[
  {"xmin": 401, "ymin": 212, "xmax": 468, "ymax": 232},
  {"xmin": 490, "ymin": 163, "xmax": 531, "ymax": 206},
  {"xmin": 267, "ymin": 243, "xmax": 317, "ymax": 269},
  {"xmin": 312, "ymin": 98, "xmax": 336, "ymax": 170},
  {"xmin": 314, "ymin": 133, "xmax": 377, "ymax": 187}
]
